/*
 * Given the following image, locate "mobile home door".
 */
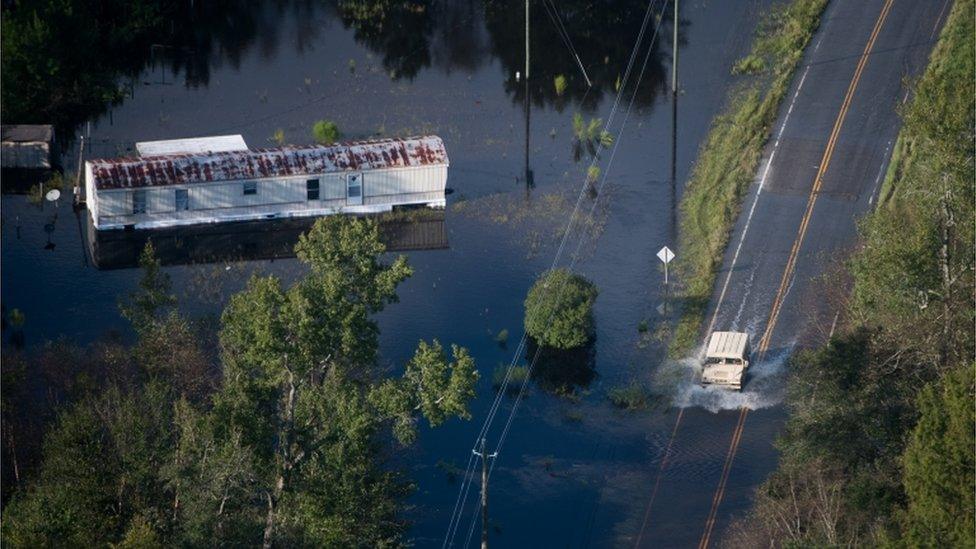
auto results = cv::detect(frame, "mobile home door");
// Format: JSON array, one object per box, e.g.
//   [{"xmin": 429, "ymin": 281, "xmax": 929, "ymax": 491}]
[{"xmin": 346, "ymin": 173, "xmax": 363, "ymax": 206}]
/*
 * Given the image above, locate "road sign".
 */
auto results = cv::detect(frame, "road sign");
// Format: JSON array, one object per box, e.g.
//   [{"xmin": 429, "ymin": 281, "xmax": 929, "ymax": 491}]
[
  {"xmin": 657, "ymin": 246, "xmax": 675, "ymax": 264},
  {"xmin": 657, "ymin": 246, "xmax": 675, "ymax": 285}
]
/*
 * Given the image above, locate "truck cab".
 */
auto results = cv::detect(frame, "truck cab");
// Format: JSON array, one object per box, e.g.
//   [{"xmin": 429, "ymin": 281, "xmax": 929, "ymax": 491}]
[{"xmin": 701, "ymin": 331, "xmax": 751, "ymax": 391}]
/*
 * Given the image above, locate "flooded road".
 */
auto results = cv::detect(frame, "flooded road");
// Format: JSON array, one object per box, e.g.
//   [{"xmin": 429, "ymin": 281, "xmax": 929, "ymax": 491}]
[{"xmin": 1, "ymin": 0, "xmax": 777, "ymax": 545}]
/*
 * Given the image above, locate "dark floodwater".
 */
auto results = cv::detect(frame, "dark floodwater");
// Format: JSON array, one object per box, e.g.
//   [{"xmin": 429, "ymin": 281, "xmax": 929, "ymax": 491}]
[{"xmin": 1, "ymin": 0, "xmax": 779, "ymax": 546}]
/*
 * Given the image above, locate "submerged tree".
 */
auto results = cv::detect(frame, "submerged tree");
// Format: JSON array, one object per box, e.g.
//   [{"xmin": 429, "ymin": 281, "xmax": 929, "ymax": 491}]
[
  {"xmin": 524, "ymin": 268, "xmax": 597, "ymax": 350},
  {"xmin": 210, "ymin": 215, "xmax": 478, "ymax": 546},
  {"xmin": 1, "ymin": 216, "xmax": 478, "ymax": 547}
]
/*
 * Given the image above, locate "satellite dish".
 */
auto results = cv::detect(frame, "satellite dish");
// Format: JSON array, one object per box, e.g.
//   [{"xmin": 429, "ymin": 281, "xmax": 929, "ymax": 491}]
[{"xmin": 45, "ymin": 189, "xmax": 61, "ymax": 202}]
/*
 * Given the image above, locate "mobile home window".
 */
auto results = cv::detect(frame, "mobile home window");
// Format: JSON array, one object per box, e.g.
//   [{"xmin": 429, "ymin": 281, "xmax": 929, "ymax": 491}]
[
  {"xmin": 306, "ymin": 178, "xmax": 320, "ymax": 200},
  {"xmin": 175, "ymin": 189, "xmax": 189, "ymax": 211},
  {"xmin": 132, "ymin": 190, "xmax": 147, "ymax": 214},
  {"xmin": 243, "ymin": 181, "xmax": 257, "ymax": 195}
]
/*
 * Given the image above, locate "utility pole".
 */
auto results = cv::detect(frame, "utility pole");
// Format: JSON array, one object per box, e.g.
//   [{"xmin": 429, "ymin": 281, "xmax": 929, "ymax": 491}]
[
  {"xmin": 473, "ymin": 438, "xmax": 497, "ymax": 549},
  {"xmin": 669, "ymin": 0, "xmax": 679, "ymax": 240},
  {"xmin": 523, "ymin": 0, "xmax": 533, "ymax": 195},
  {"xmin": 671, "ymin": 0, "xmax": 678, "ymax": 96},
  {"xmin": 525, "ymin": 0, "xmax": 530, "ymax": 82}
]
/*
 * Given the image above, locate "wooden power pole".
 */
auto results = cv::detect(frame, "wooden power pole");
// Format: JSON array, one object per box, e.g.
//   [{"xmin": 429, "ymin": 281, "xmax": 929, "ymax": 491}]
[
  {"xmin": 473, "ymin": 438, "xmax": 497, "ymax": 549},
  {"xmin": 670, "ymin": 0, "xmax": 679, "ymax": 240}
]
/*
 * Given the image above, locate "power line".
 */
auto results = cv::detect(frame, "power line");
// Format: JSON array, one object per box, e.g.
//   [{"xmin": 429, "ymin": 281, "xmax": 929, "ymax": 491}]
[
  {"xmin": 451, "ymin": 2, "xmax": 669, "ymax": 546},
  {"xmin": 542, "ymin": 0, "xmax": 592, "ymax": 86},
  {"xmin": 442, "ymin": 0, "xmax": 664, "ymax": 542},
  {"xmin": 489, "ymin": 0, "xmax": 669, "ymax": 474}
]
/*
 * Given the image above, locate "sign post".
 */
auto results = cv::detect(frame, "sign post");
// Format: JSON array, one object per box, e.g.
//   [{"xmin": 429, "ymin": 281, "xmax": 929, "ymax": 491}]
[{"xmin": 657, "ymin": 245, "xmax": 675, "ymax": 285}]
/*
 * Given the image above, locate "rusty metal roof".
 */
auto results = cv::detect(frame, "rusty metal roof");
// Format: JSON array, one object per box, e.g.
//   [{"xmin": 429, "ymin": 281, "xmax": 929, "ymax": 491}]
[{"xmin": 88, "ymin": 135, "xmax": 448, "ymax": 190}]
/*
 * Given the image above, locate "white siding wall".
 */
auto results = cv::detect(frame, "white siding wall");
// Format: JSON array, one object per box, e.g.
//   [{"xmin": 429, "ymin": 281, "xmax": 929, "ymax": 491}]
[
  {"xmin": 91, "ymin": 165, "xmax": 447, "ymax": 228},
  {"xmin": 150, "ymin": 188, "xmax": 175, "ymax": 214},
  {"xmin": 98, "ymin": 191, "xmax": 130, "ymax": 217},
  {"xmin": 190, "ymin": 177, "xmax": 304, "ymax": 209},
  {"xmin": 364, "ymin": 166, "xmax": 445, "ymax": 197},
  {"xmin": 319, "ymin": 174, "xmax": 345, "ymax": 200},
  {"xmin": 85, "ymin": 163, "xmax": 98, "ymax": 219}
]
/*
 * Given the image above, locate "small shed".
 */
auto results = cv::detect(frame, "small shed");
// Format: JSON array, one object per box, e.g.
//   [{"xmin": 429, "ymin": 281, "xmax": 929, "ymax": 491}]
[
  {"xmin": 85, "ymin": 135, "xmax": 449, "ymax": 230},
  {"xmin": 1, "ymin": 125, "xmax": 55, "ymax": 169}
]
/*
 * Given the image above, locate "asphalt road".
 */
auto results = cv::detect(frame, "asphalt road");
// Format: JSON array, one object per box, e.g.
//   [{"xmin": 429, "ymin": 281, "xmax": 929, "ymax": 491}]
[{"xmin": 634, "ymin": 0, "xmax": 952, "ymax": 546}]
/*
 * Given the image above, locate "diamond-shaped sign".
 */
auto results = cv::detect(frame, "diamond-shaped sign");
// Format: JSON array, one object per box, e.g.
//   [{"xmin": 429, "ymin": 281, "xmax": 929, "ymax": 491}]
[{"xmin": 657, "ymin": 246, "xmax": 675, "ymax": 264}]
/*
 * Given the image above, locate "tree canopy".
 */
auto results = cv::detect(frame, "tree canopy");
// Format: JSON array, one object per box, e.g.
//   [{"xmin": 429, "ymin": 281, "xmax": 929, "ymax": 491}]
[
  {"xmin": 1, "ymin": 215, "xmax": 478, "ymax": 547},
  {"xmin": 523, "ymin": 268, "xmax": 598, "ymax": 349}
]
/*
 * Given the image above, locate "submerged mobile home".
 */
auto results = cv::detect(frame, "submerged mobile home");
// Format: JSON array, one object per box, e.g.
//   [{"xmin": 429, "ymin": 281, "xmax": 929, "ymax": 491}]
[{"xmin": 85, "ymin": 135, "xmax": 448, "ymax": 230}]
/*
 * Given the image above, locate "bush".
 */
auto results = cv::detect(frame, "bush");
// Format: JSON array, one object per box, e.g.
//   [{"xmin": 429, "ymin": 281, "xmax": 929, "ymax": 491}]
[
  {"xmin": 312, "ymin": 120, "xmax": 341, "ymax": 145},
  {"xmin": 607, "ymin": 379, "xmax": 649, "ymax": 410},
  {"xmin": 524, "ymin": 269, "xmax": 597, "ymax": 349}
]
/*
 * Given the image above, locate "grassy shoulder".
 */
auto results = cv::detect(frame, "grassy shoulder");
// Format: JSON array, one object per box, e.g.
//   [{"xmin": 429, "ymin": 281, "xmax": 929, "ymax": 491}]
[
  {"xmin": 729, "ymin": 0, "xmax": 974, "ymax": 544},
  {"xmin": 668, "ymin": 0, "xmax": 828, "ymax": 357}
]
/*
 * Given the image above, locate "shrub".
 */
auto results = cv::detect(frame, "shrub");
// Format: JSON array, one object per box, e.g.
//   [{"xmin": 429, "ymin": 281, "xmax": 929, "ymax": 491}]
[
  {"xmin": 607, "ymin": 379, "xmax": 649, "ymax": 410},
  {"xmin": 524, "ymin": 268, "xmax": 597, "ymax": 349},
  {"xmin": 312, "ymin": 120, "xmax": 341, "ymax": 145}
]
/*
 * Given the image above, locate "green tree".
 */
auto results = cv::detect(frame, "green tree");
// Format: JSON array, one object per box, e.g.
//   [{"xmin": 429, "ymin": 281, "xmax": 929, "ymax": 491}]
[
  {"xmin": 900, "ymin": 365, "xmax": 975, "ymax": 548},
  {"xmin": 524, "ymin": 268, "xmax": 597, "ymax": 349},
  {"xmin": 119, "ymin": 242, "xmax": 176, "ymax": 334},
  {"xmin": 2, "ymin": 216, "xmax": 477, "ymax": 547},
  {"xmin": 372, "ymin": 339, "xmax": 478, "ymax": 444},
  {"xmin": 1, "ymin": 381, "xmax": 175, "ymax": 547},
  {"xmin": 213, "ymin": 215, "xmax": 474, "ymax": 546}
]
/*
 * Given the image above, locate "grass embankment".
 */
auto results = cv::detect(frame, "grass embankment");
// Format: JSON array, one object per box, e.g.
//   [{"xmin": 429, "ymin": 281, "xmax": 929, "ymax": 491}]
[
  {"xmin": 669, "ymin": 0, "xmax": 828, "ymax": 356},
  {"xmin": 729, "ymin": 1, "xmax": 974, "ymax": 545}
]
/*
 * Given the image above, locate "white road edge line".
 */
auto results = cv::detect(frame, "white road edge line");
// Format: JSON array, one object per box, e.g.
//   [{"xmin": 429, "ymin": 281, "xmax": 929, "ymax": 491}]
[
  {"xmin": 704, "ymin": 64, "xmax": 812, "ymax": 347},
  {"xmin": 868, "ymin": 139, "xmax": 893, "ymax": 206}
]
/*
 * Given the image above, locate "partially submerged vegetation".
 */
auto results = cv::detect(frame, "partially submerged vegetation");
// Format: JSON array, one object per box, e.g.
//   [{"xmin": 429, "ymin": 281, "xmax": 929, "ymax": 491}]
[
  {"xmin": 572, "ymin": 112, "xmax": 613, "ymax": 162},
  {"xmin": 730, "ymin": 1, "xmax": 974, "ymax": 544},
  {"xmin": 1, "ymin": 216, "xmax": 479, "ymax": 546},
  {"xmin": 312, "ymin": 119, "xmax": 342, "ymax": 145},
  {"xmin": 606, "ymin": 378, "xmax": 651, "ymax": 410},
  {"xmin": 669, "ymin": 0, "xmax": 828, "ymax": 356},
  {"xmin": 492, "ymin": 364, "xmax": 529, "ymax": 395},
  {"xmin": 524, "ymin": 268, "xmax": 598, "ymax": 350}
]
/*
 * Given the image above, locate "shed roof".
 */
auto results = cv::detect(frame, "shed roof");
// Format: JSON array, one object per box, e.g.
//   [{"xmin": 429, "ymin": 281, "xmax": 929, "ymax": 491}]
[
  {"xmin": 2, "ymin": 125, "xmax": 53, "ymax": 144},
  {"xmin": 706, "ymin": 331, "xmax": 750, "ymax": 360},
  {"xmin": 88, "ymin": 135, "xmax": 448, "ymax": 191},
  {"xmin": 136, "ymin": 135, "xmax": 248, "ymax": 156}
]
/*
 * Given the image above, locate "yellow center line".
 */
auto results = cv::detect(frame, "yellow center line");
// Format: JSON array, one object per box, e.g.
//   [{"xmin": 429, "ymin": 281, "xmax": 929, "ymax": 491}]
[
  {"xmin": 697, "ymin": 1, "xmax": 896, "ymax": 548},
  {"xmin": 758, "ymin": 0, "xmax": 894, "ymax": 356},
  {"xmin": 633, "ymin": 407, "xmax": 685, "ymax": 548}
]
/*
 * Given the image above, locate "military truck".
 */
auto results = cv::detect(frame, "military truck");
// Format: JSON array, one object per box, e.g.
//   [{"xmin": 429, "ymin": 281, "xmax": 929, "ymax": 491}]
[{"xmin": 700, "ymin": 331, "xmax": 751, "ymax": 391}]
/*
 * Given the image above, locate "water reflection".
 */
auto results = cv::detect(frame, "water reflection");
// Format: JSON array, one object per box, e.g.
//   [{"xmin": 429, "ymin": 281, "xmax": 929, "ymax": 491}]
[
  {"xmin": 86, "ymin": 211, "xmax": 448, "ymax": 270},
  {"xmin": 3, "ymin": 0, "xmax": 677, "ymax": 152},
  {"xmin": 527, "ymin": 337, "xmax": 597, "ymax": 395},
  {"xmin": 485, "ymin": 0, "xmax": 671, "ymax": 110}
]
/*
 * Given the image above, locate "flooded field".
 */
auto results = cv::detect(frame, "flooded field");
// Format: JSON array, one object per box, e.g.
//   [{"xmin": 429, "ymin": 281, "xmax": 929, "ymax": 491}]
[{"xmin": 1, "ymin": 0, "xmax": 782, "ymax": 545}]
